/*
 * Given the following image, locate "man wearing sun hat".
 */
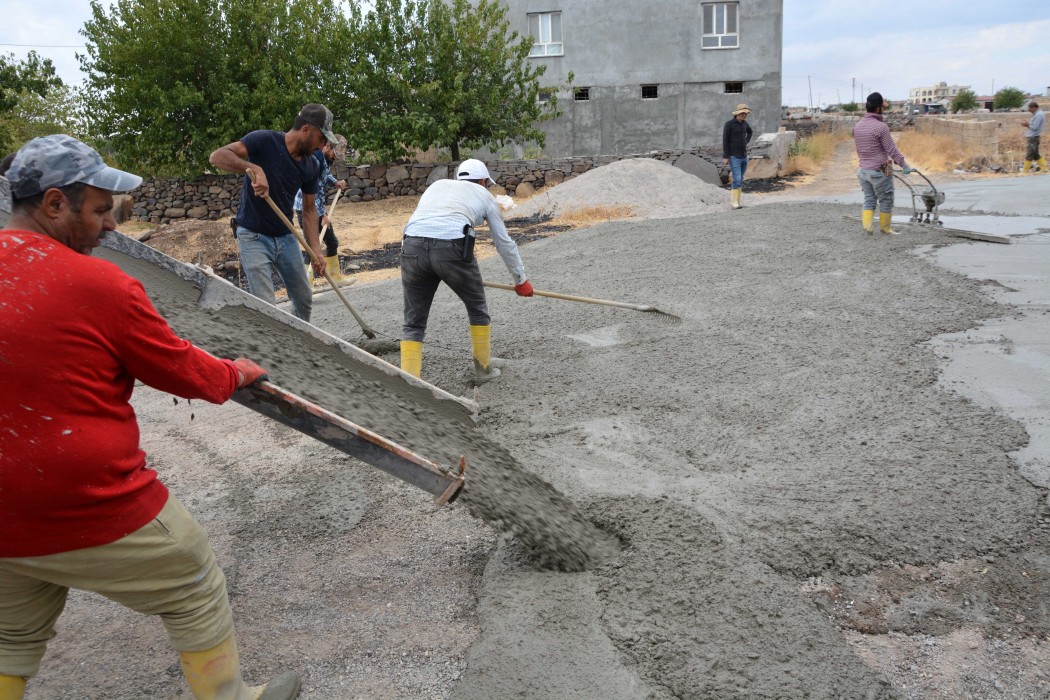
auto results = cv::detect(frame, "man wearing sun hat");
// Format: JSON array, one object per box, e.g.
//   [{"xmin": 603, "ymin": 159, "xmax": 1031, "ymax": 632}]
[
  {"xmin": 0, "ymin": 135, "xmax": 297, "ymax": 699},
  {"xmin": 399, "ymin": 157, "xmax": 534, "ymax": 385},
  {"xmin": 722, "ymin": 103, "xmax": 754, "ymax": 209}
]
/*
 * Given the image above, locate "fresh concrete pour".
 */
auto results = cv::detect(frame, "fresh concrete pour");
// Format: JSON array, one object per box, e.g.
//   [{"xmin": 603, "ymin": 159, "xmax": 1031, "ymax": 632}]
[{"xmin": 23, "ymin": 164, "xmax": 1050, "ymax": 698}]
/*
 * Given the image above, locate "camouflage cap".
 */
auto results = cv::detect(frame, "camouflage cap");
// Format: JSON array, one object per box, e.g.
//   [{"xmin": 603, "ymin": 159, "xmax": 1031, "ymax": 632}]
[
  {"xmin": 6, "ymin": 134, "xmax": 142, "ymax": 200},
  {"xmin": 298, "ymin": 103, "xmax": 338, "ymax": 145}
]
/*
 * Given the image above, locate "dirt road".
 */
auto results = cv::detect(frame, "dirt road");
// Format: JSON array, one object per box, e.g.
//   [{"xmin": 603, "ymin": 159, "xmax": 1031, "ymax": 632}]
[{"xmin": 23, "ymin": 153, "xmax": 1050, "ymax": 699}]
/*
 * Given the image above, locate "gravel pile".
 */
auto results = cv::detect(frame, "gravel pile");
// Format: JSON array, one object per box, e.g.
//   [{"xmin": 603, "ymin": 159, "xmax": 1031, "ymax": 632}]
[{"xmin": 507, "ymin": 157, "xmax": 727, "ymax": 221}]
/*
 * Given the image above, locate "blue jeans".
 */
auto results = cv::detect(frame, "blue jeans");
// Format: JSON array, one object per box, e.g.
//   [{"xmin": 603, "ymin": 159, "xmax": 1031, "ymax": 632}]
[
  {"xmin": 729, "ymin": 156, "xmax": 748, "ymax": 190},
  {"xmin": 235, "ymin": 227, "xmax": 313, "ymax": 321},
  {"xmin": 857, "ymin": 168, "xmax": 895, "ymax": 213},
  {"xmin": 400, "ymin": 236, "xmax": 489, "ymax": 342}
]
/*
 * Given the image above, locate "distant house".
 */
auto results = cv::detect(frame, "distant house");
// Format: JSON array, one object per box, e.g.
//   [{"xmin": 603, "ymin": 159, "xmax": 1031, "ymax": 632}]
[
  {"xmin": 477, "ymin": 0, "xmax": 784, "ymax": 158},
  {"xmin": 909, "ymin": 81, "xmax": 970, "ymax": 108}
]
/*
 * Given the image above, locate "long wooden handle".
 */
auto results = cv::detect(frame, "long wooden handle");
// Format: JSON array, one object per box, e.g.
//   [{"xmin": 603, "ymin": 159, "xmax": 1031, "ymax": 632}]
[
  {"xmin": 483, "ymin": 281, "xmax": 652, "ymax": 312},
  {"xmin": 246, "ymin": 170, "xmax": 376, "ymax": 338}
]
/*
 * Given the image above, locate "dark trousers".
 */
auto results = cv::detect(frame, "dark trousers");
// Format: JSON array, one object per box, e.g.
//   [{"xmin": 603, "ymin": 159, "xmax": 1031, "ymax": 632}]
[
  {"xmin": 400, "ymin": 236, "xmax": 490, "ymax": 342},
  {"xmin": 295, "ymin": 211, "xmax": 339, "ymax": 257}
]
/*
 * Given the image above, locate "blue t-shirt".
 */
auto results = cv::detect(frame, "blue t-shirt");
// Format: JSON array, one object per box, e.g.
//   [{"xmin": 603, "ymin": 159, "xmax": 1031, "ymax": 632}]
[{"xmin": 236, "ymin": 130, "xmax": 319, "ymax": 237}]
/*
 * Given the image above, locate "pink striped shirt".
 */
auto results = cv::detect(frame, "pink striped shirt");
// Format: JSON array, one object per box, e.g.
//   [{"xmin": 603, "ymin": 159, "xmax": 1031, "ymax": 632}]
[{"xmin": 853, "ymin": 113, "xmax": 909, "ymax": 171}]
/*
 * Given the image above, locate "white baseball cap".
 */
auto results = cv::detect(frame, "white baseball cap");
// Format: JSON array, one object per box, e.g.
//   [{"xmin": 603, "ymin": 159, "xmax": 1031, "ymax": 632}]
[{"xmin": 456, "ymin": 158, "xmax": 492, "ymax": 182}]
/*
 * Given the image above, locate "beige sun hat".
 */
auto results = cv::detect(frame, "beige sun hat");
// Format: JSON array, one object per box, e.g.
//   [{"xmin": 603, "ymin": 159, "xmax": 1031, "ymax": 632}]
[{"xmin": 732, "ymin": 103, "xmax": 751, "ymax": 115}]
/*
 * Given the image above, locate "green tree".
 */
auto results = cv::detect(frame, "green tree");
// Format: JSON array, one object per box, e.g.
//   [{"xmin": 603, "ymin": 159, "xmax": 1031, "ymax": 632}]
[
  {"xmin": 993, "ymin": 86, "xmax": 1027, "ymax": 111},
  {"xmin": 0, "ymin": 51, "xmax": 64, "ymax": 154},
  {"xmin": 79, "ymin": 0, "xmax": 350, "ymax": 175},
  {"xmin": 341, "ymin": 0, "xmax": 567, "ymax": 162},
  {"xmin": 841, "ymin": 102, "xmax": 859, "ymax": 113},
  {"xmin": 951, "ymin": 88, "xmax": 977, "ymax": 113}
]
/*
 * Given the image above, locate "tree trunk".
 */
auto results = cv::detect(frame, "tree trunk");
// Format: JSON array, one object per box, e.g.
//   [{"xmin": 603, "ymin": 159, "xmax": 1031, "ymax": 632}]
[{"xmin": 450, "ymin": 141, "xmax": 460, "ymax": 161}]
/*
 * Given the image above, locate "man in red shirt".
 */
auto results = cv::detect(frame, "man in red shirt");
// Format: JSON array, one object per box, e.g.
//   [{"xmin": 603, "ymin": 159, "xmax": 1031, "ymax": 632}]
[{"xmin": 0, "ymin": 135, "xmax": 297, "ymax": 700}]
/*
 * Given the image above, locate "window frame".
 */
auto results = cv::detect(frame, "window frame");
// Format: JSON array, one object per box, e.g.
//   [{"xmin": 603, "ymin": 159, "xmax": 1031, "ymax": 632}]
[
  {"xmin": 528, "ymin": 11, "xmax": 564, "ymax": 57},
  {"xmin": 701, "ymin": 2, "xmax": 739, "ymax": 50},
  {"xmin": 574, "ymin": 87, "xmax": 591, "ymax": 102},
  {"xmin": 641, "ymin": 84, "xmax": 659, "ymax": 100}
]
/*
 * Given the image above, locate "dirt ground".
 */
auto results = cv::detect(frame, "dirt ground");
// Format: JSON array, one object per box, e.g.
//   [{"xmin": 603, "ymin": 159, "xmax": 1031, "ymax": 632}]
[{"xmin": 23, "ymin": 147, "xmax": 1050, "ymax": 699}]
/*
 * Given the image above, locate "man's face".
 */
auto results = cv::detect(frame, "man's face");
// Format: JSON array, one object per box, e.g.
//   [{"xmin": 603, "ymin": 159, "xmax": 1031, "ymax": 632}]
[
  {"xmin": 302, "ymin": 125, "xmax": 327, "ymax": 156},
  {"xmin": 56, "ymin": 186, "xmax": 117, "ymax": 255},
  {"xmin": 1031, "ymin": 105, "xmax": 1039, "ymax": 113}
]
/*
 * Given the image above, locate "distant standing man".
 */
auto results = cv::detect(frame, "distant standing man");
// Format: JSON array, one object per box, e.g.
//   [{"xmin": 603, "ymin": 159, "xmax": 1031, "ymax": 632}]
[
  {"xmin": 399, "ymin": 158, "xmax": 534, "ymax": 385},
  {"xmin": 294, "ymin": 136, "xmax": 348, "ymax": 284},
  {"xmin": 0, "ymin": 135, "xmax": 297, "ymax": 700},
  {"xmin": 722, "ymin": 103, "xmax": 753, "ymax": 209},
  {"xmin": 1021, "ymin": 101, "xmax": 1046, "ymax": 173},
  {"xmin": 853, "ymin": 92, "xmax": 914, "ymax": 235},
  {"xmin": 210, "ymin": 103, "xmax": 339, "ymax": 322}
]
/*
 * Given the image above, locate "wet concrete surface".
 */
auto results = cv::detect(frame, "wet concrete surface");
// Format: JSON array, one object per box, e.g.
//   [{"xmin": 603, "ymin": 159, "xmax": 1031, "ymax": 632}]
[{"xmin": 19, "ymin": 172, "xmax": 1050, "ymax": 698}]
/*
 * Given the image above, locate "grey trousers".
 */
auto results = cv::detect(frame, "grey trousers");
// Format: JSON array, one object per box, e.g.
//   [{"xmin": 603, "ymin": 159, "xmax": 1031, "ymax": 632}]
[{"xmin": 400, "ymin": 236, "xmax": 490, "ymax": 342}]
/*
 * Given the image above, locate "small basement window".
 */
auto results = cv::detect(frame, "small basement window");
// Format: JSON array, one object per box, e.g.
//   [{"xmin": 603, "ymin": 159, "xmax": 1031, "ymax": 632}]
[
  {"xmin": 724, "ymin": 82, "xmax": 743, "ymax": 94},
  {"xmin": 538, "ymin": 90, "xmax": 552, "ymax": 104},
  {"xmin": 641, "ymin": 84, "xmax": 659, "ymax": 99},
  {"xmin": 574, "ymin": 87, "xmax": 590, "ymax": 101}
]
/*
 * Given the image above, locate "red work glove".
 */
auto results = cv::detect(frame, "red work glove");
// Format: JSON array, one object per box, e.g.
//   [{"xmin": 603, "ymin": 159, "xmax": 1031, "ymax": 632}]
[
  {"xmin": 233, "ymin": 358, "xmax": 268, "ymax": 387},
  {"xmin": 514, "ymin": 280, "xmax": 534, "ymax": 297}
]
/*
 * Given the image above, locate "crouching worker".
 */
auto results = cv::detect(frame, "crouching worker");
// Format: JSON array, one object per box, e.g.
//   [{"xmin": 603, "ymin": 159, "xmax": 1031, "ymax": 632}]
[
  {"xmin": 0, "ymin": 135, "xmax": 299, "ymax": 700},
  {"xmin": 400, "ymin": 158, "xmax": 534, "ymax": 385}
]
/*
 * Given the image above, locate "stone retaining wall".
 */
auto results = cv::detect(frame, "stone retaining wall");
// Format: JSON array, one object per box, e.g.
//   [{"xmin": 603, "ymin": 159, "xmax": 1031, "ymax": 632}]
[
  {"xmin": 126, "ymin": 144, "xmax": 775, "ymax": 225},
  {"xmin": 914, "ymin": 116, "xmax": 1001, "ymax": 154}
]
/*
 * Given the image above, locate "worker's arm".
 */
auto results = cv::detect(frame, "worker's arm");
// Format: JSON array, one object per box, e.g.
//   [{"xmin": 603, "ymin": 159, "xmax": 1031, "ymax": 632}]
[
  {"xmin": 209, "ymin": 140, "xmax": 269, "ymax": 199},
  {"xmin": 483, "ymin": 200, "xmax": 527, "ymax": 287},
  {"xmin": 301, "ymin": 194, "xmax": 326, "ymax": 276}
]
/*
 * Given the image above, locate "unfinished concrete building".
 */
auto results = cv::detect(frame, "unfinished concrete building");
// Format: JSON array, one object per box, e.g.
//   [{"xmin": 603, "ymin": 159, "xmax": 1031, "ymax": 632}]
[{"xmin": 490, "ymin": 0, "xmax": 784, "ymax": 157}]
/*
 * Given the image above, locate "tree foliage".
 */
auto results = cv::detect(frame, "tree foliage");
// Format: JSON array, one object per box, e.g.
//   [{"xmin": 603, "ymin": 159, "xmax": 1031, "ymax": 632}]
[
  {"xmin": 340, "ymin": 0, "xmax": 568, "ymax": 162},
  {"xmin": 993, "ymin": 86, "xmax": 1027, "ymax": 111},
  {"xmin": 79, "ymin": 0, "xmax": 347, "ymax": 175},
  {"xmin": 951, "ymin": 88, "xmax": 977, "ymax": 113},
  {"xmin": 0, "ymin": 51, "xmax": 64, "ymax": 154}
]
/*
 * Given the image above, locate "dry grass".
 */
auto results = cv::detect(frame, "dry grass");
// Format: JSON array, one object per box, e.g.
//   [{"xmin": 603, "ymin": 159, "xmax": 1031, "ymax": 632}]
[
  {"xmin": 895, "ymin": 132, "xmax": 980, "ymax": 173},
  {"xmin": 550, "ymin": 205, "xmax": 635, "ymax": 226},
  {"xmin": 783, "ymin": 127, "xmax": 852, "ymax": 176}
]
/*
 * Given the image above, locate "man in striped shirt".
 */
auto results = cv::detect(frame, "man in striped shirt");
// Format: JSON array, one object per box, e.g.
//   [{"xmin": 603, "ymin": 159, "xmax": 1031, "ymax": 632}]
[{"xmin": 853, "ymin": 92, "xmax": 913, "ymax": 235}]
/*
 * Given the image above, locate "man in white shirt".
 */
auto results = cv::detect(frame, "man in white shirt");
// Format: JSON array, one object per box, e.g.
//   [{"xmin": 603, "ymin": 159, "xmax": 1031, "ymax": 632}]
[{"xmin": 399, "ymin": 159, "xmax": 533, "ymax": 385}]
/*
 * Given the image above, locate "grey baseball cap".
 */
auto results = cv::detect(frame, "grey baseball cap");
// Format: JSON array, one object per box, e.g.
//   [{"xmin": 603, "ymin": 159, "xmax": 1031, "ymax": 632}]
[{"xmin": 6, "ymin": 134, "xmax": 142, "ymax": 200}]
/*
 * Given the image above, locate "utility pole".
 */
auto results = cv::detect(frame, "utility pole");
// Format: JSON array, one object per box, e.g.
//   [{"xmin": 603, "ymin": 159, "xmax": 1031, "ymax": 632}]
[
  {"xmin": 808, "ymin": 75, "xmax": 813, "ymax": 112},
  {"xmin": 852, "ymin": 77, "xmax": 855, "ymax": 104}
]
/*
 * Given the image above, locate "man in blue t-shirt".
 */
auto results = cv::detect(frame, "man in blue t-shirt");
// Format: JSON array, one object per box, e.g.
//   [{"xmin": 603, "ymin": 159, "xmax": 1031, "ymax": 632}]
[{"xmin": 209, "ymin": 103, "xmax": 338, "ymax": 321}]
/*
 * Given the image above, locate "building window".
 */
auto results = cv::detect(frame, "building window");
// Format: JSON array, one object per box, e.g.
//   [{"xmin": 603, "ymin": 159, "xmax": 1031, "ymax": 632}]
[
  {"xmin": 574, "ymin": 87, "xmax": 590, "ymax": 101},
  {"xmin": 641, "ymin": 84, "xmax": 659, "ymax": 100},
  {"xmin": 701, "ymin": 2, "xmax": 738, "ymax": 49},
  {"xmin": 528, "ymin": 12, "xmax": 563, "ymax": 57},
  {"xmin": 724, "ymin": 82, "xmax": 743, "ymax": 94},
  {"xmin": 538, "ymin": 90, "xmax": 552, "ymax": 104}
]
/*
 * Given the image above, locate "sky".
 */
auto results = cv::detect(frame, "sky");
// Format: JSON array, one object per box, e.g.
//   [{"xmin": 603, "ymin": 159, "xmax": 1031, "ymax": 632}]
[{"xmin": 3, "ymin": 0, "xmax": 1049, "ymax": 108}]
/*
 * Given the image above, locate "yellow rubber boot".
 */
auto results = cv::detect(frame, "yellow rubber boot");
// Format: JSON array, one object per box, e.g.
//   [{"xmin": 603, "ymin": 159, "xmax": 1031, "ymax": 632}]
[
  {"xmin": 1038, "ymin": 157, "xmax": 1047, "ymax": 173},
  {"xmin": 1022, "ymin": 160, "xmax": 1032, "ymax": 173},
  {"xmin": 0, "ymin": 675, "xmax": 27, "ymax": 700},
  {"xmin": 304, "ymin": 263, "xmax": 314, "ymax": 286},
  {"xmin": 879, "ymin": 212, "xmax": 899, "ymax": 235},
  {"xmin": 470, "ymin": 324, "xmax": 501, "ymax": 385},
  {"xmin": 861, "ymin": 209, "xmax": 874, "ymax": 234},
  {"xmin": 324, "ymin": 256, "xmax": 344, "ymax": 284},
  {"xmin": 730, "ymin": 188, "xmax": 742, "ymax": 209},
  {"xmin": 179, "ymin": 635, "xmax": 300, "ymax": 700},
  {"xmin": 400, "ymin": 340, "xmax": 422, "ymax": 378}
]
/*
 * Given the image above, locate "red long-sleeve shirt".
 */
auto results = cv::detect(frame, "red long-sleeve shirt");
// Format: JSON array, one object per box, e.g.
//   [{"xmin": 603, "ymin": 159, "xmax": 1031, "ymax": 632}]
[{"xmin": 0, "ymin": 230, "xmax": 240, "ymax": 557}]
